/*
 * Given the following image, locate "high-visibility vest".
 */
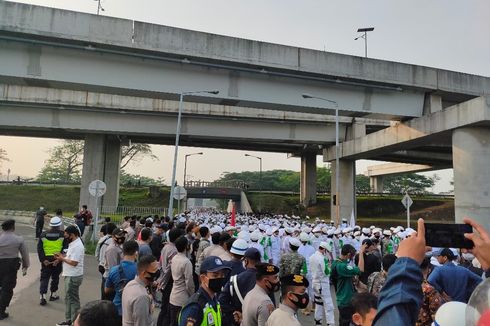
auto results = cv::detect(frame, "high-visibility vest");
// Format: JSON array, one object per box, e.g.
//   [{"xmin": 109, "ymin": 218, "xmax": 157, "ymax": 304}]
[
  {"xmin": 179, "ymin": 290, "xmax": 222, "ymax": 326},
  {"xmin": 42, "ymin": 233, "xmax": 63, "ymax": 257}
]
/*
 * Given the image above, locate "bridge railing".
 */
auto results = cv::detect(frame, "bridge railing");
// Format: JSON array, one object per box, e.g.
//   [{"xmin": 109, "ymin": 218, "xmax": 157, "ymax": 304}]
[
  {"xmin": 100, "ymin": 206, "xmax": 168, "ymax": 223},
  {"xmin": 184, "ymin": 180, "xmax": 247, "ymax": 189}
]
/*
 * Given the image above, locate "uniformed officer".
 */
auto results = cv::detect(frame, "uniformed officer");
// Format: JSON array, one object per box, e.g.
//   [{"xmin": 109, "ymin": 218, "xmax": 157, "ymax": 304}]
[
  {"xmin": 266, "ymin": 274, "xmax": 310, "ymax": 326},
  {"xmin": 278, "ymin": 237, "xmax": 306, "ymax": 278},
  {"xmin": 34, "ymin": 206, "xmax": 47, "ymax": 239},
  {"xmin": 0, "ymin": 219, "xmax": 30, "ymax": 320},
  {"xmin": 37, "ymin": 216, "xmax": 68, "ymax": 306},
  {"xmin": 241, "ymin": 262, "xmax": 280, "ymax": 326},
  {"xmin": 179, "ymin": 256, "xmax": 231, "ymax": 326}
]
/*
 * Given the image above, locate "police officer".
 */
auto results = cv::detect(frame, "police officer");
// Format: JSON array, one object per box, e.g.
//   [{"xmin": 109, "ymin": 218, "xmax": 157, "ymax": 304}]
[
  {"xmin": 37, "ymin": 216, "xmax": 68, "ymax": 306},
  {"xmin": 0, "ymin": 219, "xmax": 30, "ymax": 320},
  {"xmin": 219, "ymin": 247, "xmax": 261, "ymax": 326},
  {"xmin": 179, "ymin": 256, "xmax": 231, "ymax": 326},
  {"xmin": 241, "ymin": 262, "xmax": 280, "ymax": 326},
  {"xmin": 34, "ymin": 206, "xmax": 47, "ymax": 239},
  {"xmin": 266, "ymin": 274, "xmax": 310, "ymax": 326}
]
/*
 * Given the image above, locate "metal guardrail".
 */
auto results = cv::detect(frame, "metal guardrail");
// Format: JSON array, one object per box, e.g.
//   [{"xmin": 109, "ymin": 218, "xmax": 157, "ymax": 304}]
[{"xmin": 100, "ymin": 206, "xmax": 168, "ymax": 218}]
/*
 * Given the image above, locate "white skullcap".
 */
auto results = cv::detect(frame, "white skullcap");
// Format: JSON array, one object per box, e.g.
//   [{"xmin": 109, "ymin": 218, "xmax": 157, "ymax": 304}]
[{"xmin": 289, "ymin": 237, "xmax": 302, "ymax": 248}]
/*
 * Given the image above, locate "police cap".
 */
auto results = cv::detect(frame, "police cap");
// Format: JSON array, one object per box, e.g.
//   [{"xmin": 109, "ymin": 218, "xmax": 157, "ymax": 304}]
[
  {"xmin": 256, "ymin": 263, "xmax": 279, "ymax": 277},
  {"xmin": 280, "ymin": 274, "xmax": 309, "ymax": 288}
]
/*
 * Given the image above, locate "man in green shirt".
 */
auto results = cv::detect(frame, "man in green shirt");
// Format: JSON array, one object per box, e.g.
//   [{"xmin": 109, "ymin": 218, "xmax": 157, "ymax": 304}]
[{"xmin": 331, "ymin": 243, "xmax": 366, "ymax": 326}]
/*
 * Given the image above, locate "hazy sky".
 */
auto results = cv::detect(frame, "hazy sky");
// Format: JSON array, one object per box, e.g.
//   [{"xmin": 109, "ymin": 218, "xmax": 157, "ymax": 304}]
[{"xmin": 1, "ymin": 0, "xmax": 489, "ymax": 193}]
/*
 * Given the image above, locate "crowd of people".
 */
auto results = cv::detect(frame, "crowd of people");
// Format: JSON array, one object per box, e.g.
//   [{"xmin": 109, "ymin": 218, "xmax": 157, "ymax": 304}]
[{"xmin": 1, "ymin": 207, "xmax": 490, "ymax": 326}]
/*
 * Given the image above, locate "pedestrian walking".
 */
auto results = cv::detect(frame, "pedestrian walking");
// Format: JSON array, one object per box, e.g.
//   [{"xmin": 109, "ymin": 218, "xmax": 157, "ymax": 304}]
[
  {"xmin": 37, "ymin": 216, "xmax": 68, "ymax": 306},
  {"xmin": 34, "ymin": 206, "xmax": 47, "ymax": 239},
  {"xmin": 0, "ymin": 219, "xmax": 30, "ymax": 320},
  {"xmin": 55, "ymin": 225, "xmax": 85, "ymax": 326}
]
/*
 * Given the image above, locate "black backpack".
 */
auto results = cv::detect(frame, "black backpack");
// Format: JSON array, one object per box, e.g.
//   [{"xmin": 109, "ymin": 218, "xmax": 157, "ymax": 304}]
[
  {"xmin": 330, "ymin": 260, "xmax": 339, "ymax": 291},
  {"xmin": 116, "ymin": 264, "xmax": 129, "ymax": 295}
]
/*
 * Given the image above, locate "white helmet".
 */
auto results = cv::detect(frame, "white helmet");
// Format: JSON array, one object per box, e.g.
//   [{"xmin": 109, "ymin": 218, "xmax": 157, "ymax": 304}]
[
  {"xmin": 49, "ymin": 216, "xmax": 62, "ymax": 227},
  {"xmin": 230, "ymin": 239, "xmax": 249, "ymax": 256}
]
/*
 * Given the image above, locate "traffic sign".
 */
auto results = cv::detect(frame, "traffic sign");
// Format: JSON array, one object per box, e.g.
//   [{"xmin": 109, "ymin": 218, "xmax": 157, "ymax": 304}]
[
  {"xmin": 88, "ymin": 180, "xmax": 106, "ymax": 197},
  {"xmin": 173, "ymin": 186, "xmax": 187, "ymax": 200},
  {"xmin": 401, "ymin": 193, "xmax": 413, "ymax": 209}
]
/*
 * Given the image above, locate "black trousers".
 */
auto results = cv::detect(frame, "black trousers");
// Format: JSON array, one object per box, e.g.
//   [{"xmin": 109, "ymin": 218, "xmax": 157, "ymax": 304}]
[
  {"xmin": 39, "ymin": 262, "xmax": 62, "ymax": 294},
  {"xmin": 156, "ymin": 279, "xmax": 173, "ymax": 326},
  {"xmin": 169, "ymin": 304, "xmax": 182, "ymax": 326},
  {"xmin": 35, "ymin": 221, "xmax": 44, "ymax": 239},
  {"xmin": 0, "ymin": 258, "xmax": 20, "ymax": 313},
  {"xmin": 339, "ymin": 305, "xmax": 354, "ymax": 326},
  {"xmin": 76, "ymin": 221, "xmax": 85, "ymax": 236}
]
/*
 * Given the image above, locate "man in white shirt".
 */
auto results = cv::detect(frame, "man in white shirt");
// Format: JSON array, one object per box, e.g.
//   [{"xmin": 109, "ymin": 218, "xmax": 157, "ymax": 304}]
[
  {"xmin": 309, "ymin": 241, "xmax": 335, "ymax": 326},
  {"xmin": 55, "ymin": 225, "xmax": 85, "ymax": 326}
]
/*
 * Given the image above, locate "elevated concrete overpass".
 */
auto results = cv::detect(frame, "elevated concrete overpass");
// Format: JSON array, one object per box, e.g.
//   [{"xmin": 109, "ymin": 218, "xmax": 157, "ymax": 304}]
[{"xmin": 1, "ymin": 2, "xmax": 490, "ymax": 220}]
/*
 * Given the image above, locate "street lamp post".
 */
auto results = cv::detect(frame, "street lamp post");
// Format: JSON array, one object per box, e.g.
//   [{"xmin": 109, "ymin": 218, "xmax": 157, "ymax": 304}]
[
  {"xmin": 94, "ymin": 0, "xmax": 104, "ymax": 15},
  {"xmin": 355, "ymin": 27, "xmax": 375, "ymax": 58},
  {"xmin": 302, "ymin": 93, "xmax": 340, "ymax": 225},
  {"xmin": 168, "ymin": 91, "xmax": 219, "ymax": 217},
  {"xmin": 244, "ymin": 154, "xmax": 262, "ymax": 191},
  {"xmin": 184, "ymin": 152, "xmax": 204, "ymax": 187}
]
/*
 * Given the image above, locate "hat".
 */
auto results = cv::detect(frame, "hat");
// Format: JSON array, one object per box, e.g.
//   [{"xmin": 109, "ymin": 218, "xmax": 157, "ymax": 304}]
[
  {"xmin": 65, "ymin": 225, "xmax": 80, "ymax": 236},
  {"xmin": 256, "ymin": 263, "xmax": 279, "ymax": 276},
  {"xmin": 230, "ymin": 239, "xmax": 248, "ymax": 256},
  {"xmin": 250, "ymin": 230, "xmax": 261, "ymax": 242},
  {"xmin": 112, "ymin": 228, "xmax": 127, "ymax": 237},
  {"xmin": 280, "ymin": 274, "xmax": 309, "ymax": 288},
  {"xmin": 289, "ymin": 237, "xmax": 302, "ymax": 248},
  {"xmin": 299, "ymin": 232, "xmax": 309, "ymax": 242},
  {"xmin": 146, "ymin": 217, "xmax": 154, "ymax": 223},
  {"xmin": 49, "ymin": 216, "xmax": 62, "ymax": 227},
  {"xmin": 383, "ymin": 230, "xmax": 392, "ymax": 236},
  {"xmin": 362, "ymin": 227, "xmax": 371, "ymax": 235},
  {"xmin": 244, "ymin": 248, "xmax": 261, "ymax": 261},
  {"xmin": 319, "ymin": 241, "xmax": 331, "ymax": 252},
  {"xmin": 199, "ymin": 256, "xmax": 232, "ymax": 274},
  {"xmin": 434, "ymin": 301, "xmax": 467, "ymax": 326}
]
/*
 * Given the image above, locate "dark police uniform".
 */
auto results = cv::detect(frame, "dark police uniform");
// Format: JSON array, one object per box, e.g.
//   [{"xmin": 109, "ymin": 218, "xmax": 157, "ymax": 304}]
[
  {"xmin": 179, "ymin": 256, "xmax": 231, "ymax": 326},
  {"xmin": 0, "ymin": 219, "xmax": 30, "ymax": 319},
  {"xmin": 37, "ymin": 227, "xmax": 67, "ymax": 302},
  {"xmin": 34, "ymin": 208, "xmax": 47, "ymax": 239}
]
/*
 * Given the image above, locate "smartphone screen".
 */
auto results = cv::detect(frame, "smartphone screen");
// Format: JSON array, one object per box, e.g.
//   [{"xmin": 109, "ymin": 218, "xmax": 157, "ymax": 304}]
[{"xmin": 425, "ymin": 223, "xmax": 474, "ymax": 249}]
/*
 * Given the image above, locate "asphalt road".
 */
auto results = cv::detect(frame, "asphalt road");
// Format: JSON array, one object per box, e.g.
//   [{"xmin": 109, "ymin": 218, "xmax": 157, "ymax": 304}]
[{"xmin": 2, "ymin": 222, "xmax": 338, "ymax": 325}]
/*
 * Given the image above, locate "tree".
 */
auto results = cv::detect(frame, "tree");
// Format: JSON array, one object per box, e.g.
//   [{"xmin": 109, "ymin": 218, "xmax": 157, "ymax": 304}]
[
  {"xmin": 37, "ymin": 140, "xmax": 157, "ymax": 183},
  {"xmin": 119, "ymin": 171, "xmax": 163, "ymax": 187},
  {"xmin": 121, "ymin": 143, "xmax": 158, "ymax": 169},
  {"xmin": 37, "ymin": 140, "xmax": 84, "ymax": 183},
  {"xmin": 383, "ymin": 173, "xmax": 435, "ymax": 194},
  {"xmin": 355, "ymin": 174, "xmax": 371, "ymax": 193}
]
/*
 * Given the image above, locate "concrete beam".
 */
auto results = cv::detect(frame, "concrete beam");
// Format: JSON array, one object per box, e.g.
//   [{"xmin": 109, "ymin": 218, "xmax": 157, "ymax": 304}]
[
  {"xmin": 1, "ymin": 2, "xmax": 489, "ymax": 100},
  {"xmin": 366, "ymin": 163, "xmax": 433, "ymax": 177},
  {"xmin": 324, "ymin": 96, "xmax": 490, "ymax": 161}
]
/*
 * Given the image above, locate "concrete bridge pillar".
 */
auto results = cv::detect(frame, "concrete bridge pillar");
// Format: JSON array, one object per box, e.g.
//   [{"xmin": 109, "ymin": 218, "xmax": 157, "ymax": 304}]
[
  {"xmin": 331, "ymin": 159, "xmax": 356, "ymax": 224},
  {"xmin": 370, "ymin": 175, "xmax": 385, "ymax": 193},
  {"xmin": 453, "ymin": 127, "xmax": 490, "ymax": 230},
  {"xmin": 300, "ymin": 153, "xmax": 317, "ymax": 206},
  {"xmin": 79, "ymin": 135, "xmax": 121, "ymax": 215}
]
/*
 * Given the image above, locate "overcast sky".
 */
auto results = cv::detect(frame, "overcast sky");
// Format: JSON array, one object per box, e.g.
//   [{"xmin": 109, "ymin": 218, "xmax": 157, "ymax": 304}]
[{"xmin": 1, "ymin": 0, "xmax": 489, "ymax": 192}]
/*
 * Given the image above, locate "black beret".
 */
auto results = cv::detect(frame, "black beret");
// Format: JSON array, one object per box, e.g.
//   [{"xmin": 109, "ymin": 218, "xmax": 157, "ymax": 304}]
[{"xmin": 280, "ymin": 274, "xmax": 309, "ymax": 287}]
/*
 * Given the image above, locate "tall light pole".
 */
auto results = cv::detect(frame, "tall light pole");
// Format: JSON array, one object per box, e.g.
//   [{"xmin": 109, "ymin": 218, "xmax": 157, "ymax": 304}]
[
  {"xmin": 244, "ymin": 154, "xmax": 262, "ymax": 191},
  {"xmin": 94, "ymin": 0, "xmax": 105, "ymax": 15},
  {"xmin": 184, "ymin": 152, "xmax": 203, "ymax": 187},
  {"xmin": 302, "ymin": 93, "xmax": 340, "ymax": 225},
  {"xmin": 355, "ymin": 27, "xmax": 374, "ymax": 58},
  {"xmin": 168, "ymin": 91, "xmax": 219, "ymax": 217}
]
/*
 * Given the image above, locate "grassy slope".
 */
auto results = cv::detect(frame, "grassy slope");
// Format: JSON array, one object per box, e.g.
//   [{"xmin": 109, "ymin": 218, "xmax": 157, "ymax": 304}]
[{"xmin": 0, "ymin": 185, "xmax": 453, "ymax": 227}]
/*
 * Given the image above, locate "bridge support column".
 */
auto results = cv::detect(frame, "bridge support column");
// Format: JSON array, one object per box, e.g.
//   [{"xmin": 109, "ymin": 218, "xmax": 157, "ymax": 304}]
[
  {"xmin": 79, "ymin": 135, "xmax": 121, "ymax": 215},
  {"xmin": 370, "ymin": 176, "xmax": 385, "ymax": 193},
  {"xmin": 300, "ymin": 153, "xmax": 317, "ymax": 207},
  {"xmin": 331, "ymin": 159, "xmax": 356, "ymax": 225},
  {"xmin": 453, "ymin": 127, "xmax": 490, "ymax": 230}
]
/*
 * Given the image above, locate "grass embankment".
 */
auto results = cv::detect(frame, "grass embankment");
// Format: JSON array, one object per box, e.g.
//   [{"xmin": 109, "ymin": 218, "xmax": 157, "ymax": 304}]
[{"xmin": 0, "ymin": 185, "xmax": 454, "ymax": 227}]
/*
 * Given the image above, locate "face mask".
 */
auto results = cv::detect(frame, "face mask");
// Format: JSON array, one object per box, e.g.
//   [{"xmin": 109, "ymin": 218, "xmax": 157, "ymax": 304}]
[
  {"xmin": 207, "ymin": 277, "xmax": 226, "ymax": 293},
  {"xmin": 289, "ymin": 292, "xmax": 309, "ymax": 309},
  {"xmin": 462, "ymin": 253, "xmax": 475, "ymax": 261},
  {"xmin": 266, "ymin": 280, "xmax": 281, "ymax": 293},
  {"xmin": 145, "ymin": 269, "xmax": 161, "ymax": 283},
  {"xmin": 116, "ymin": 237, "xmax": 125, "ymax": 245}
]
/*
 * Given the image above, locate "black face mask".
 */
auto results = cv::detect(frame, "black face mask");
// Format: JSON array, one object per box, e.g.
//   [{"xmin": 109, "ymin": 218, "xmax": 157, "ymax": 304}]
[
  {"xmin": 145, "ymin": 269, "xmax": 161, "ymax": 283},
  {"xmin": 266, "ymin": 280, "xmax": 281, "ymax": 293},
  {"xmin": 290, "ymin": 292, "xmax": 309, "ymax": 309},
  {"xmin": 208, "ymin": 277, "xmax": 226, "ymax": 293}
]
